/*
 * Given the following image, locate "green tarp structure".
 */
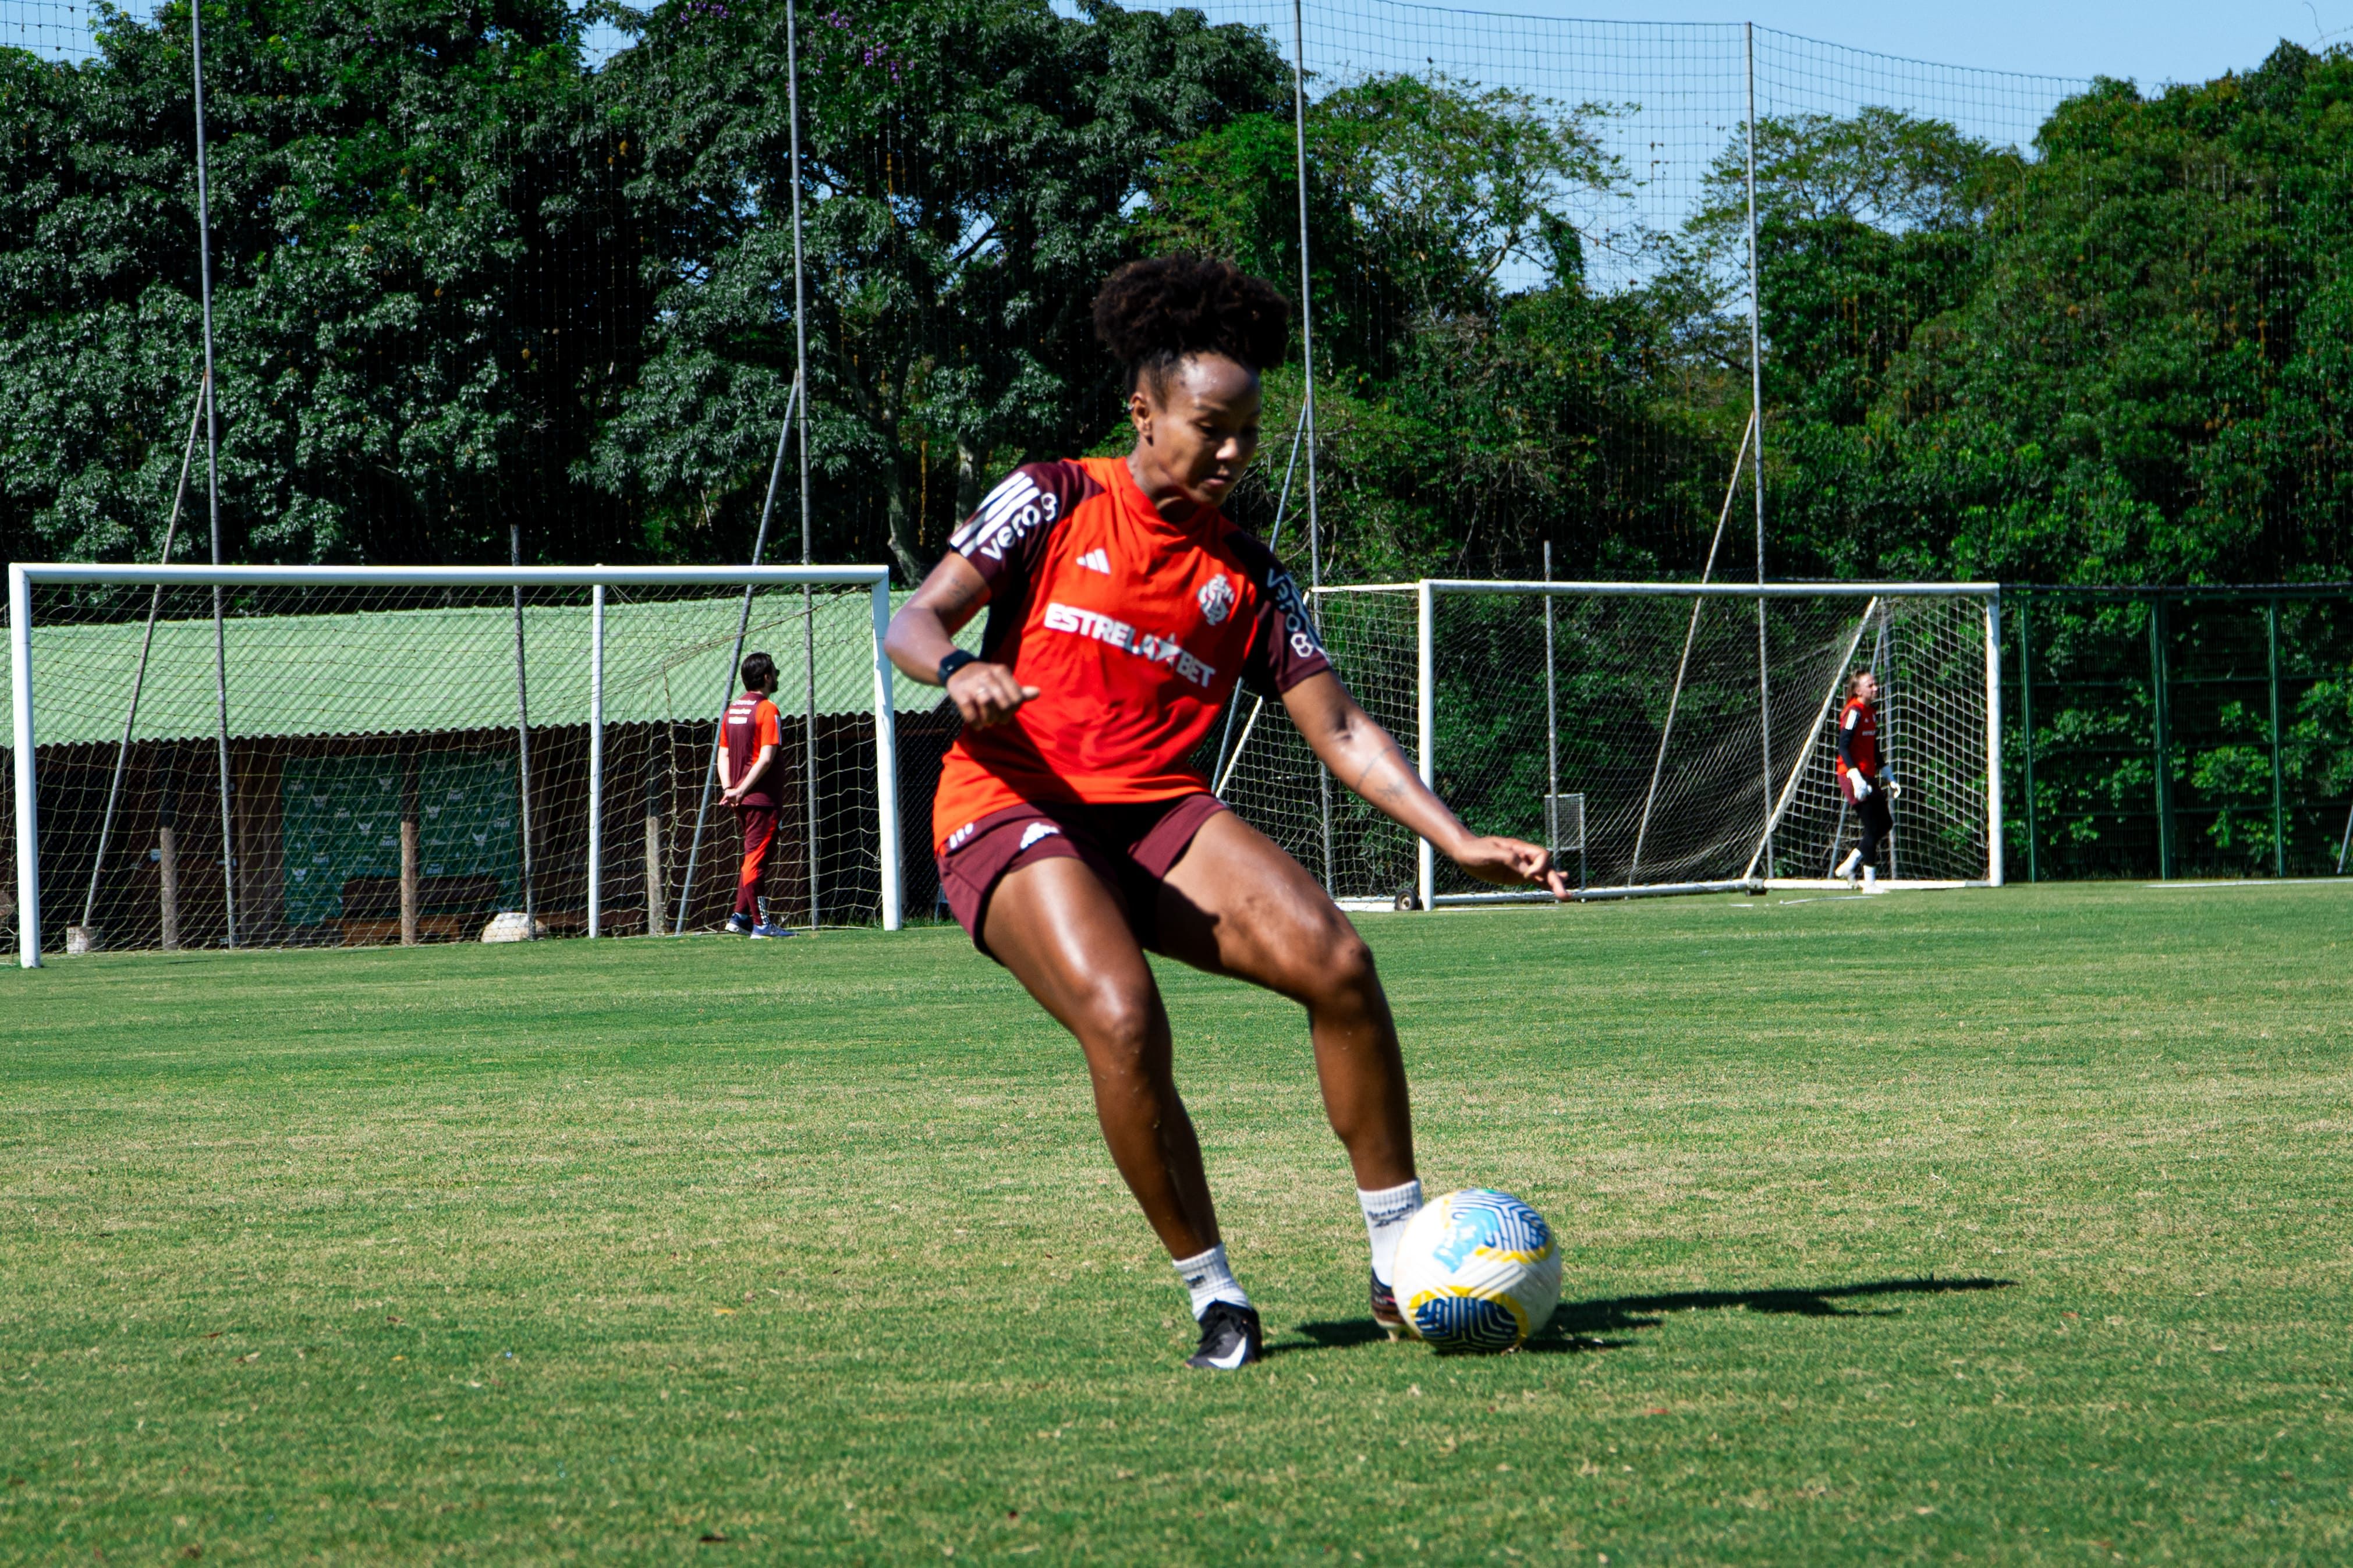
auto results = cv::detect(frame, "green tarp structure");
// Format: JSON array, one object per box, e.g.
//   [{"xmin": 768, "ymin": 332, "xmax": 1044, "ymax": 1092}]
[{"xmin": 22, "ymin": 591, "xmax": 954, "ymax": 749}]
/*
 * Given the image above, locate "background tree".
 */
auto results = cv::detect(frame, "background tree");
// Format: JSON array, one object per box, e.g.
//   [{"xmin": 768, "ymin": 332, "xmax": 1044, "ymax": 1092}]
[
  {"xmin": 0, "ymin": 0, "xmax": 644, "ymax": 566},
  {"xmin": 594, "ymin": 0, "xmax": 1285, "ymax": 579}
]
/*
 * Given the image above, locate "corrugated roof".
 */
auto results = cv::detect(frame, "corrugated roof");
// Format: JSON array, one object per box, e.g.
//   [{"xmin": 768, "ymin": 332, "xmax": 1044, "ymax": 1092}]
[{"xmin": 24, "ymin": 591, "xmax": 972, "ymax": 747}]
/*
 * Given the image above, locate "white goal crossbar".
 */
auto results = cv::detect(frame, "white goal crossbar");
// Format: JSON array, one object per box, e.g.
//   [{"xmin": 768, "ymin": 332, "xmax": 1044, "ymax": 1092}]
[{"xmin": 8, "ymin": 563, "xmax": 902, "ymax": 968}]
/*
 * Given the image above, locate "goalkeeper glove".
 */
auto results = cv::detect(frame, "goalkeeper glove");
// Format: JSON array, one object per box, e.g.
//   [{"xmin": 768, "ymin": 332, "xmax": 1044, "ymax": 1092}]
[
  {"xmin": 1849, "ymin": 773, "xmax": 1872, "ymax": 802},
  {"xmin": 1886, "ymin": 775, "xmax": 1902, "ymax": 801}
]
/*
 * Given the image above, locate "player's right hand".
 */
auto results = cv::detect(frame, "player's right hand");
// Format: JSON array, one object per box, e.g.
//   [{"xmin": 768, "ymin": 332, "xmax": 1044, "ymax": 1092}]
[
  {"xmin": 1850, "ymin": 774, "xmax": 1873, "ymax": 801},
  {"xmin": 945, "ymin": 661, "xmax": 1039, "ymax": 729}
]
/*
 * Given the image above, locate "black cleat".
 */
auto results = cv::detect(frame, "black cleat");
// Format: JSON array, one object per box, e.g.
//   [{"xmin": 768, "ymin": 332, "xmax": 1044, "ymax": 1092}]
[
  {"xmin": 1184, "ymin": 1300, "xmax": 1263, "ymax": 1370},
  {"xmin": 1371, "ymin": 1271, "xmax": 1408, "ymax": 1340}
]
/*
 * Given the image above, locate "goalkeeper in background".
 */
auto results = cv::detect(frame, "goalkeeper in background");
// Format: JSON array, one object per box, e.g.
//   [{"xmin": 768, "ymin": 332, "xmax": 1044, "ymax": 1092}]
[{"xmin": 1833, "ymin": 668, "xmax": 1897, "ymax": 888}]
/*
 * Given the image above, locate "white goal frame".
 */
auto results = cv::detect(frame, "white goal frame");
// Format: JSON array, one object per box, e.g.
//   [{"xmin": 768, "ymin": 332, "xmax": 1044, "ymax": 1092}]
[
  {"xmin": 8, "ymin": 563, "xmax": 903, "ymax": 969},
  {"xmin": 1214, "ymin": 578, "xmax": 2003, "ymax": 910},
  {"xmin": 1407, "ymin": 580, "xmax": 2001, "ymax": 908}
]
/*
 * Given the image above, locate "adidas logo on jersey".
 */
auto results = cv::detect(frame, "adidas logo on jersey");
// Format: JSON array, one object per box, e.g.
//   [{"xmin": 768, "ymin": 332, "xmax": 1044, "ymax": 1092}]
[{"xmin": 1076, "ymin": 547, "xmax": 1112, "ymax": 574}]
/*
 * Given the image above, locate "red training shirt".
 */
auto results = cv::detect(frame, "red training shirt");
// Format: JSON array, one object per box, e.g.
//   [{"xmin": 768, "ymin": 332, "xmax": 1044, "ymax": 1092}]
[
  {"xmin": 931, "ymin": 456, "xmax": 1331, "ymax": 849},
  {"xmin": 722, "ymin": 690, "xmax": 785, "ymax": 808},
  {"xmin": 1836, "ymin": 696, "xmax": 1880, "ymax": 780}
]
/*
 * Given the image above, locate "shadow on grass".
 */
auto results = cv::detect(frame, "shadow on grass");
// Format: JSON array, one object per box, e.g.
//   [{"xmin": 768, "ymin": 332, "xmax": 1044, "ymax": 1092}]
[{"xmin": 1270, "ymin": 1275, "xmax": 2011, "ymax": 1359}]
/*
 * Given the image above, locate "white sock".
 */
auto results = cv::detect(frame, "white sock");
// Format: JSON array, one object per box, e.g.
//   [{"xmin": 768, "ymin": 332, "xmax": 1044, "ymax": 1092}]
[
  {"xmin": 1359, "ymin": 1179, "xmax": 1424, "ymax": 1287},
  {"xmin": 1171, "ymin": 1243, "xmax": 1249, "ymax": 1320}
]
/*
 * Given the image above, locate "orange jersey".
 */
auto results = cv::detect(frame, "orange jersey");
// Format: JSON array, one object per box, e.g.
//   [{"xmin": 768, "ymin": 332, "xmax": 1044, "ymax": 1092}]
[
  {"xmin": 931, "ymin": 456, "xmax": 1331, "ymax": 849},
  {"xmin": 722, "ymin": 691, "xmax": 784, "ymax": 807}
]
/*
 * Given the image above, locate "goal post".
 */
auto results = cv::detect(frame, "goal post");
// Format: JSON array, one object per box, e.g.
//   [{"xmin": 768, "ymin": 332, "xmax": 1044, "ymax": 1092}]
[
  {"xmin": 1213, "ymin": 579, "xmax": 2003, "ymax": 907},
  {"xmin": 7, "ymin": 563, "xmax": 903, "ymax": 968}
]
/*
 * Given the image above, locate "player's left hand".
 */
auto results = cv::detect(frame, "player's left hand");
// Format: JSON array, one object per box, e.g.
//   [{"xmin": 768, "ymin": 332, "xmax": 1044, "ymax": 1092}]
[
  {"xmin": 1885, "ymin": 775, "xmax": 1902, "ymax": 800},
  {"xmin": 1453, "ymin": 836, "xmax": 1572, "ymax": 900}
]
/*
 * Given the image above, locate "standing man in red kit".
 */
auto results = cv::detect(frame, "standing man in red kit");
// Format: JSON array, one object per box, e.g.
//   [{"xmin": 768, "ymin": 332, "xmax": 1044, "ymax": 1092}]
[{"xmin": 719, "ymin": 651, "xmax": 793, "ymax": 938}]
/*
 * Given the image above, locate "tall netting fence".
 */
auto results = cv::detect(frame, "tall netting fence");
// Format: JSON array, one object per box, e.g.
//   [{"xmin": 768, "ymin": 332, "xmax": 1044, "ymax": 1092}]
[
  {"xmin": 2008, "ymin": 589, "xmax": 2353, "ymax": 882},
  {"xmin": 1214, "ymin": 581, "xmax": 1996, "ymax": 903},
  {"xmin": 3, "ymin": 570, "xmax": 905, "ymax": 958}
]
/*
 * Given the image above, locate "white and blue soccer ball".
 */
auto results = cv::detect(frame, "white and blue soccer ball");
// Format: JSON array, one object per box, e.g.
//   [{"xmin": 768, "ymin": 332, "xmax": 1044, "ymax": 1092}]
[{"xmin": 1392, "ymin": 1189, "xmax": 1561, "ymax": 1352}]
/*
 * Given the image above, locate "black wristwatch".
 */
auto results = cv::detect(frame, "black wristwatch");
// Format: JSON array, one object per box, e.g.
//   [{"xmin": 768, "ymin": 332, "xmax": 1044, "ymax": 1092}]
[{"xmin": 937, "ymin": 649, "xmax": 978, "ymax": 687}]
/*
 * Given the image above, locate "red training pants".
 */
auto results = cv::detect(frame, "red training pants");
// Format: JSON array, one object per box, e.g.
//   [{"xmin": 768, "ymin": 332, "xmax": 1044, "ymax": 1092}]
[{"xmin": 733, "ymin": 804, "xmax": 778, "ymax": 920}]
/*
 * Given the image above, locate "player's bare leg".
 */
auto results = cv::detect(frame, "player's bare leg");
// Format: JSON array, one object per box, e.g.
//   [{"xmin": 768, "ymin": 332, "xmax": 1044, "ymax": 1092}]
[
  {"xmin": 983, "ymin": 853, "xmax": 1260, "ymax": 1365},
  {"xmin": 1156, "ymin": 810, "xmax": 1422, "ymax": 1335},
  {"xmin": 981, "ymin": 855, "xmax": 1221, "ymax": 1257},
  {"xmin": 1156, "ymin": 810, "xmax": 1414, "ymax": 1187}
]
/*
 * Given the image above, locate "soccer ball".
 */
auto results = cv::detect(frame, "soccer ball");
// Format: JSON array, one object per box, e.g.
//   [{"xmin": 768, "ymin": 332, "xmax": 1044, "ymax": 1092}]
[{"xmin": 1392, "ymin": 1189, "xmax": 1561, "ymax": 1352}]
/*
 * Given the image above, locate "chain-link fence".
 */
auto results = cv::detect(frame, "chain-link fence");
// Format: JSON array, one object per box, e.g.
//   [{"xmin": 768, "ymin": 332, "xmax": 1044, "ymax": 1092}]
[{"xmin": 2007, "ymin": 587, "xmax": 2353, "ymax": 881}]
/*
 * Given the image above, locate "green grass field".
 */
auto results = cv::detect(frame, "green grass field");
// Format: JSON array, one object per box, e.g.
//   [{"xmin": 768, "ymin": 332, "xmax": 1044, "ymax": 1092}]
[{"xmin": 3, "ymin": 882, "xmax": 2350, "ymax": 1564}]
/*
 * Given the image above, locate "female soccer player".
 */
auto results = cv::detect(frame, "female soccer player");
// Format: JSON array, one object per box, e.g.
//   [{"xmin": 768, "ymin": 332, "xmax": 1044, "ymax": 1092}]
[
  {"xmin": 1833, "ymin": 668, "xmax": 1895, "ymax": 888},
  {"xmin": 884, "ymin": 258, "xmax": 1567, "ymax": 1370}
]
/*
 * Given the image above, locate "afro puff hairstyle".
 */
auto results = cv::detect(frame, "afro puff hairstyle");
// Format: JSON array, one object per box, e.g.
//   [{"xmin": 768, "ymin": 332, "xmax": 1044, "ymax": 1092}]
[{"xmin": 1093, "ymin": 257, "xmax": 1291, "ymax": 392}]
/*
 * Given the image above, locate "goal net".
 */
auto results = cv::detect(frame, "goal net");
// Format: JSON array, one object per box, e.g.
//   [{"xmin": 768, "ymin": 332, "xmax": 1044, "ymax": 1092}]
[
  {"xmin": 6, "ymin": 566, "xmax": 905, "ymax": 966},
  {"xmin": 1212, "ymin": 580, "xmax": 2001, "ymax": 906}
]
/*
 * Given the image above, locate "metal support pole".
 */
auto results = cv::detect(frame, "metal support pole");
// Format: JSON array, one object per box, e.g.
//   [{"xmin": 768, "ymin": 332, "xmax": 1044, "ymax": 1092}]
[
  {"xmin": 2019, "ymin": 597, "xmax": 2037, "ymax": 884},
  {"xmin": 870, "ymin": 576, "xmax": 902, "ymax": 931},
  {"xmin": 588, "ymin": 583, "xmax": 605, "ymax": 936},
  {"xmin": 510, "ymin": 524, "xmax": 536, "ymax": 924},
  {"xmin": 675, "ymin": 381, "xmax": 798, "ymax": 934},
  {"xmin": 1984, "ymin": 593, "xmax": 2004, "ymax": 887},
  {"xmin": 1745, "ymin": 22, "xmax": 1773, "ymax": 881},
  {"xmin": 10, "ymin": 565, "xmax": 40, "ymax": 967},
  {"xmin": 2267, "ymin": 597, "xmax": 2284, "ymax": 877},
  {"xmin": 2150, "ymin": 597, "xmax": 2174, "ymax": 880},
  {"xmin": 1211, "ymin": 405, "xmax": 1307, "ymax": 786},
  {"xmin": 1291, "ymin": 0, "xmax": 1332, "ymax": 895},
  {"xmin": 789, "ymin": 0, "xmax": 820, "ymax": 932},
  {"xmin": 1543, "ymin": 541, "xmax": 1558, "ymax": 865},
  {"xmin": 192, "ymin": 0, "xmax": 234, "ymax": 950},
  {"xmin": 80, "ymin": 377, "xmax": 207, "ymax": 936},
  {"xmin": 1631, "ymin": 411, "xmax": 1750, "ymax": 885},
  {"xmin": 1416, "ymin": 579, "xmax": 1436, "ymax": 912}
]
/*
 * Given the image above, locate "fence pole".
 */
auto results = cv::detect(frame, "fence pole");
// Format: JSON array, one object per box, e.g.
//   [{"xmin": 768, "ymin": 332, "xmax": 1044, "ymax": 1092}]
[
  {"xmin": 193, "ymin": 0, "xmax": 233, "ymax": 951},
  {"xmin": 1543, "ymin": 541, "xmax": 1559, "ymax": 864},
  {"xmin": 2150, "ymin": 597, "xmax": 2174, "ymax": 879},
  {"xmin": 871, "ymin": 576, "xmax": 902, "ymax": 931},
  {"xmin": 1289, "ymin": 0, "xmax": 1334, "ymax": 895},
  {"xmin": 1416, "ymin": 579, "xmax": 1435, "ymax": 913},
  {"xmin": 2267, "ymin": 597, "xmax": 2284, "ymax": 877},
  {"xmin": 2019, "ymin": 597, "xmax": 2037, "ymax": 884},
  {"xmin": 1984, "ymin": 593, "xmax": 2004, "ymax": 887},
  {"xmin": 588, "ymin": 582, "xmax": 605, "ymax": 938},
  {"xmin": 10, "ymin": 565, "xmax": 40, "ymax": 968},
  {"xmin": 1744, "ymin": 23, "xmax": 1774, "ymax": 882},
  {"xmin": 789, "ymin": 0, "xmax": 820, "ymax": 932}
]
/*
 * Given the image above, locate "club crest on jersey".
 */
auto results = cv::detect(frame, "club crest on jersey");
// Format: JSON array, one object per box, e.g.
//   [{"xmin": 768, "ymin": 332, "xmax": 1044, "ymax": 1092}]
[{"xmin": 1197, "ymin": 574, "xmax": 1236, "ymax": 626}]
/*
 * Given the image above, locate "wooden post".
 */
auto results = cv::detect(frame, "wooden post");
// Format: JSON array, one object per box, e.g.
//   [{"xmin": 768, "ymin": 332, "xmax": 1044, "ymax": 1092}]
[
  {"xmin": 400, "ymin": 747, "xmax": 420, "ymax": 946},
  {"xmin": 158, "ymin": 752, "xmax": 180, "ymax": 951},
  {"xmin": 644, "ymin": 737, "xmax": 665, "ymax": 936}
]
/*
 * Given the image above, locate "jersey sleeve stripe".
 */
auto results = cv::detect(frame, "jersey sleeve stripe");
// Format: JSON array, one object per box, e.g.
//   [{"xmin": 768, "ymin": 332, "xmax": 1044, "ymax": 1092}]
[{"xmin": 949, "ymin": 473, "xmax": 1044, "ymax": 553}]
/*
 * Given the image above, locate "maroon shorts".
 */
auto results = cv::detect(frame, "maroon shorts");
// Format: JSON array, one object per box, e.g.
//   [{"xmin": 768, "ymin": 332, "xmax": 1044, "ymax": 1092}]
[{"xmin": 937, "ymin": 794, "xmax": 1227, "ymax": 959}]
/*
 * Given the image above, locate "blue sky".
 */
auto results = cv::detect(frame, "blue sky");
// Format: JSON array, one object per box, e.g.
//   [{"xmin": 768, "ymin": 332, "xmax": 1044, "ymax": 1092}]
[{"xmin": 1587, "ymin": 0, "xmax": 2350, "ymax": 87}]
